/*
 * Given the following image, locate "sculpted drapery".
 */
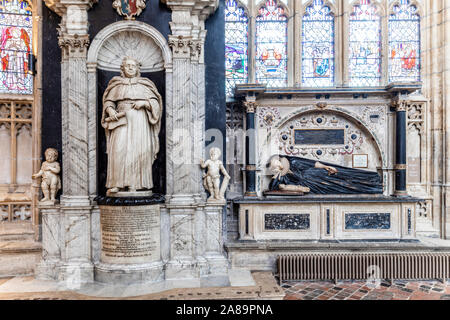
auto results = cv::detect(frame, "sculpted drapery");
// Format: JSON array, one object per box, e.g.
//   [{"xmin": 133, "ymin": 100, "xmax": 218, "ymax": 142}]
[{"xmin": 101, "ymin": 57, "xmax": 162, "ymax": 194}]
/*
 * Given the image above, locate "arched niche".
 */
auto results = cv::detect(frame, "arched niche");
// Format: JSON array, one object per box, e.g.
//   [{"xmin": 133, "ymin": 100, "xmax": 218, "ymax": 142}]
[
  {"xmin": 262, "ymin": 107, "xmax": 386, "ymax": 194},
  {"xmin": 86, "ymin": 21, "xmax": 172, "ymax": 197}
]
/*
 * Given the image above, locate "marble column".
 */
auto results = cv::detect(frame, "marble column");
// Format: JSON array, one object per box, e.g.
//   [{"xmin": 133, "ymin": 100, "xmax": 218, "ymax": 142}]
[
  {"xmin": 163, "ymin": 0, "xmax": 222, "ymax": 279},
  {"xmin": 44, "ymin": 0, "xmax": 97, "ymax": 283},
  {"xmin": 243, "ymin": 98, "xmax": 257, "ymax": 197},
  {"xmin": 394, "ymin": 98, "xmax": 408, "ymax": 196}
]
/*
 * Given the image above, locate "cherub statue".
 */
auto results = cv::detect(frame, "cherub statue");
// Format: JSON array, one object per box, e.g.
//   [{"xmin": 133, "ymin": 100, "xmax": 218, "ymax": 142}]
[
  {"xmin": 32, "ymin": 148, "xmax": 61, "ymax": 205},
  {"xmin": 200, "ymin": 147, "xmax": 230, "ymax": 203}
]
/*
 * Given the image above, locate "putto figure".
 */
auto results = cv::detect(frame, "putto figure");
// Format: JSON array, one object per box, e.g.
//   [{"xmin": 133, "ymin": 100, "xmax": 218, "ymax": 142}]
[
  {"xmin": 101, "ymin": 57, "xmax": 163, "ymax": 196},
  {"xmin": 200, "ymin": 148, "xmax": 230, "ymax": 202},
  {"xmin": 32, "ymin": 148, "xmax": 61, "ymax": 205}
]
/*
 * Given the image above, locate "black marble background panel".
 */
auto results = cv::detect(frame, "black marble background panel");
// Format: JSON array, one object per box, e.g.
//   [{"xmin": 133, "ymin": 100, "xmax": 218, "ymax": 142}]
[
  {"xmin": 41, "ymin": 5, "xmax": 62, "ymax": 198},
  {"xmin": 345, "ymin": 213, "xmax": 391, "ymax": 230},
  {"xmin": 265, "ymin": 214, "xmax": 311, "ymax": 231}
]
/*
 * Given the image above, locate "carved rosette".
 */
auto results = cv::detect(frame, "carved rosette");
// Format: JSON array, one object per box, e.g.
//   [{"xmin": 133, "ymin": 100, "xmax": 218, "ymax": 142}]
[{"xmin": 58, "ymin": 33, "xmax": 90, "ymax": 59}]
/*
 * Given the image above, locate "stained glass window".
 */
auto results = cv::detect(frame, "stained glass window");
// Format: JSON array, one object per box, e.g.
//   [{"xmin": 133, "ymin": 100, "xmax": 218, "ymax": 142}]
[
  {"xmin": 0, "ymin": 0, "xmax": 33, "ymax": 94},
  {"xmin": 302, "ymin": 0, "xmax": 334, "ymax": 87},
  {"xmin": 349, "ymin": 0, "xmax": 381, "ymax": 87},
  {"xmin": 225, "ymin": 0, "xmax": 248, "ymax": 97},
  {"xmin": 389, "ymin": 0, "xmax": 420, "ymax": 83},
  {"xmin": 255, "ymin": 0, "xmax": 287, "ymax": 87}
]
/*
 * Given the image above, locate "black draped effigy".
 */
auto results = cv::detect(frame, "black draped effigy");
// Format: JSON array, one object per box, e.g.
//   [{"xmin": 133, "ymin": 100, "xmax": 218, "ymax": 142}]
[{"xmin": 269, "ymin": 156, "xmax": 383, "ymax": 195}]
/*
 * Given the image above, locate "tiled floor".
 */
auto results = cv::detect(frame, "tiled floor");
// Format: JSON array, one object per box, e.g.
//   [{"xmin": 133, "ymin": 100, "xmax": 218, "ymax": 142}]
[{"xmin": 282, "ymin": 280, "xmax": 450, "ymax": 300}]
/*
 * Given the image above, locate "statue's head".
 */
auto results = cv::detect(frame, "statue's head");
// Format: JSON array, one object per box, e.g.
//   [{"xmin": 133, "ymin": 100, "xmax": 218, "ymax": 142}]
[
  {"xmin": 44, "ymin": 148, "xmax": 58, "ymax": 163},
  {"xmin": 120, "ymin": 57, "xmax": 141, "ymax": 78},
  {"xmin": 209, "ymin": 147, "xmax": 221, "ymax": 161}
]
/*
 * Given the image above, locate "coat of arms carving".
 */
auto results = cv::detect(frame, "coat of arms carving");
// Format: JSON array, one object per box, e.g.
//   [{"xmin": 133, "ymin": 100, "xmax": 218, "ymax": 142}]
[{"xmin": 112, "ymin": 0, "xmax": 146, "ymax": 20}]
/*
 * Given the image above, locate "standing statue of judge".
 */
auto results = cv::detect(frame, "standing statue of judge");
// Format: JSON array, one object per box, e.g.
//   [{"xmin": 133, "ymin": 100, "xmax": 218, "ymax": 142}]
[{"xmin": 101, "ymin": 57, "xmax": 162, "ymax": 195}]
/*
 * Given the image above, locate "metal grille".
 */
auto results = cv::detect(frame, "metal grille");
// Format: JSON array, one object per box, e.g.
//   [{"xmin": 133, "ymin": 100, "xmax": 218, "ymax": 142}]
[{"xmin": 278, "ymin": 253, "xmax": 450, "ymax": 282}]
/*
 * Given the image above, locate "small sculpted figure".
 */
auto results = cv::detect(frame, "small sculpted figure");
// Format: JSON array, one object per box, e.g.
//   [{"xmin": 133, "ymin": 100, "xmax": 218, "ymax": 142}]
[
  {"xmin": 32, "ymin": 148, "xmax": 61, "ymax": 204},
  {"xmin": 200, "ymin": 148, "xmax": 230, "ymax": 202}
]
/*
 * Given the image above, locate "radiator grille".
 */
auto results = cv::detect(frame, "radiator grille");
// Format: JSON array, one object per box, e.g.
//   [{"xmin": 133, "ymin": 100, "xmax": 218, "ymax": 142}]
[{"xmin": 278, "ymin": 253, "xmax": 450, "ymax": 282}]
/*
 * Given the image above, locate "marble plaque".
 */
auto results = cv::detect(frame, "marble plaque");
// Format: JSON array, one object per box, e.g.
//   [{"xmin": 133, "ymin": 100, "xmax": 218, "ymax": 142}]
[
  {"xmin": 99, "ymin": 205, "xmax": 160, "ymax": 264},
  {"xmin": 345, "ymin": 213, "xmax": 391, "ymax": 230},
  {"xmin": 408, "ymin": 157, "xmax": 421, "ymax": 183},
  {"xmin": 264, "ymin": 214, "xmax": 310, "ymax": 230},
  {"xmin": 294, "ymin": 129, "xmax": 345, "ymax": 145}
]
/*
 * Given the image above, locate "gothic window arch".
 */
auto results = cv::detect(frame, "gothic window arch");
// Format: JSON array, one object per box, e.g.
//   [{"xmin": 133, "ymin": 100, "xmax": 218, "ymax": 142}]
[
  {"xmin": 348, "ymin": 0, "xmax": 382, "ymax": 87},
  {"xmin": 388, "ymin": 0, "xmax": 420, "ymax": 83},
  {"xmin": 225, "ymin": 0, "xmax": 249, "ymax": 97},
  {"xmin": 255, "ymin": 0, "xmax": 288, "ymax": 87},
  {"xmin": 301, "ymin": 0, "xmax": 335, "ymax": 87},
  {"xmin": 0, "ymin": 0, "xmax": 33, "ymax": 94}
]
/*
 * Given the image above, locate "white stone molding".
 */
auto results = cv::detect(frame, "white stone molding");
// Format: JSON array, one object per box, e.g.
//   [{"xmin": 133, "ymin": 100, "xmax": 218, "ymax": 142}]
[{"xmin": 44, "ymin": 0, "xmax": 98, "ymax": 17}]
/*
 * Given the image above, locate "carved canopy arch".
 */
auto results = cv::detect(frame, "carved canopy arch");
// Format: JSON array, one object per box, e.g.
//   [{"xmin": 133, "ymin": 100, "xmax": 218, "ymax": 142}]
[{"xmin": 87, "ymin": 20, "xmax": 172, "ymax": 72}]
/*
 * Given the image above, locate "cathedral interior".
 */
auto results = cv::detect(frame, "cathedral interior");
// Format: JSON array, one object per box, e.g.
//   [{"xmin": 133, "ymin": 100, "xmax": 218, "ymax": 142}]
[{"xmin": 0, "ymin": 0, "xmax": 450, "ymax": 300}]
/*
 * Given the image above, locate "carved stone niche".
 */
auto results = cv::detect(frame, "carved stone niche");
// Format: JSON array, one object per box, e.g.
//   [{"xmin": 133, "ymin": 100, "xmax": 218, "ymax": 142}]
[{"xmin": 86, "ymin": 20, "xmax": 172, "ymax": 284}]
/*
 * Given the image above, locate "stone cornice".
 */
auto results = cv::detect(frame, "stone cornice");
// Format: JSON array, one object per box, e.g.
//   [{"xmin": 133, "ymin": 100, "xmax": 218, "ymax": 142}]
[
  {"xmin": 161, "ymin": 0, "xmax": 219, "ymax": 19},
  {"xmin": 44, "ymin": 0, "xmax": 98, "ymax": 17}
]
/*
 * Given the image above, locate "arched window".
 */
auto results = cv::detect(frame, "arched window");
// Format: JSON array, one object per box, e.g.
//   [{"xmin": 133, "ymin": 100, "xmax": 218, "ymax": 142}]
[
  {"xmin": 225, "ymin": 0, "xmax": 249, "ymax": 97},
  {"xmin": 349, "ymin": 0, "xmax": 381, "ymax": 87},
  {"xmin": 388, "ymin": 0, "xmax": 420, "ymax": 83},
  {"xmin": 0, "ymin": 0, "xmax": 33, "ymax": 94},
  {"xmin": 302, "ymin": 0, "xmax": 334, "ymax": 87},
  {"xmin": 255, "ymin": 0, "xmax": 287, "ymax": 87}
]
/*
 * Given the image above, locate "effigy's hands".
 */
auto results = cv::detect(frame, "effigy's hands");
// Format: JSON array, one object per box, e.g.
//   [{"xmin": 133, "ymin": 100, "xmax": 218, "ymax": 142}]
[
  {"xmin": 133, "ymin": 100, "xmax": 149, "ymax": 110},
  {"xmin": 325, "ymin": 166, "xmax": 338, "ymax": 176}
]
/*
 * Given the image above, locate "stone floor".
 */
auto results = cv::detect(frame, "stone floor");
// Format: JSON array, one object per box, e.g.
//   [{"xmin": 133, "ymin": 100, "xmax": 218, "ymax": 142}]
[
  {"xmin": 282, "ymin": 280, "xmax": 450, "ymax": 300},
  {"xmin": 0, "ymin": 271, "xmax": 285, "ymax": 300}
]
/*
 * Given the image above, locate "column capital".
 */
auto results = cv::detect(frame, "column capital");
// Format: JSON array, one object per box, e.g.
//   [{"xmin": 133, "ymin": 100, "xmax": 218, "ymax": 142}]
[
  {"xmin": 243, "ymin": 97, "xmax": 257, "ymax": 114},
  {"xmin": 58, "ymin": 33, "xmax": 90, "ymax": 59},
  {"xmin": 392, "ymin": 98, "xmax": 410, "ymax": 112}
]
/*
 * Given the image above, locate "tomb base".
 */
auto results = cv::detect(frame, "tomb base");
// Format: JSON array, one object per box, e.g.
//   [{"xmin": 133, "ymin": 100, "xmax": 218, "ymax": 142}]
[{"xmin": 94, "ymin": 204, "xmax": 163, "ymax": 284}]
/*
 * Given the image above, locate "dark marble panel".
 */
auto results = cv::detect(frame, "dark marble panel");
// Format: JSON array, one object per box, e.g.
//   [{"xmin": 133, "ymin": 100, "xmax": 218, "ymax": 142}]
[
  {"xmin": 294, "ymin": 129, "xmax": 345, "ymax": 145},
  {"xmin": 265, "ymin": 214, "xmax": 310, "ymax": 231},
  {"xmin": 88, "ymin": 0, "xmax": 171, "ymax": 41},
  {"xmin": 42, "ymin": 5, "xmax": 62, "ymax": 198},
  {"xmin": 345, "ymin": 213, "xmax": 391, "ymax": 230},
  {"xmin": 205, "ymin": 0, "xmax": 226, "ymax": 161}
]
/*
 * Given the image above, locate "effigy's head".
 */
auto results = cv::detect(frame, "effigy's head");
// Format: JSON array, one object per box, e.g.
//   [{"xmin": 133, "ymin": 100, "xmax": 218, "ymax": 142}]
[
  {"xmin": 209, "ymin": 147, "xmax": 221, "ymax": 160},
  {"xmin": 120, "ymin": 57, "xmax": 141, "ymax": 78},
  {"xmin": 44, "ymin": 148, "xmax": 58, "ymax": 162}
]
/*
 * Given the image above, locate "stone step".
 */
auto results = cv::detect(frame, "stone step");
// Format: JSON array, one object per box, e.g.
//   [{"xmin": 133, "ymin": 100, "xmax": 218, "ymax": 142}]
[{"xmin": 0, "ymin": 241, "xmax": 41, "ymax": 278}]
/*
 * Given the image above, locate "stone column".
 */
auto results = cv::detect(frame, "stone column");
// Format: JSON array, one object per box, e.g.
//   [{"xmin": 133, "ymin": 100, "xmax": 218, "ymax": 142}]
[
  {"xmin": 243, "ymin": 98, "xmax": 257, "ymax": 197},
  {"xmin": 394, "ymin": 98, "xmax": 408, "ymax": 197},
  {"xmin": 444, "ymin": 0, "xmax": 450, "ymax": 239},
  {"xmin": 44, "ymin": 0, "xmax": 98, "ymax": 284},
  {"xmin": 163, "ymin": 0, "xmax": 221, "ymax": 279}
]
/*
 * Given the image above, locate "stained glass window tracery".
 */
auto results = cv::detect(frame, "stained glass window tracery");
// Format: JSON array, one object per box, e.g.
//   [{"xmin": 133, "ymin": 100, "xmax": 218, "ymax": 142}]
[
  {"xmin": 255, "ymin": 0, "xmax": 288, "ymax": 87},
  {"xmin": 0, "ymin": 0, "xmax": 33, "ymax": 95},
  {"xmin": 302, "ymin": 0, "xmax": 334, "ymax": 87},
  {"xmin": 349, "ymin": 0, "xmax": 381, "ymax": 87},
  {"xmin": 388, "ymin": 0, "xmax": 420, "ymax": 83},
  {"xmin": 225, "ymin": 0, "xmax": 249, "ymax": 97}
]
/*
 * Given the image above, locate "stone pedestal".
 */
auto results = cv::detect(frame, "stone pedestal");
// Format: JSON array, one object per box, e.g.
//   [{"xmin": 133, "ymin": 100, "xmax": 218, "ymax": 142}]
[
  {"xmin": 35, "ymin": 205, "xmax": 61, "ymax": 280},
  {"xmin": 204, "ymin": 203, "xmax": 228, "ymax": 275},
  {"xmin": 94, "ymin": 205, "xmax": 164, "ymax": 284}
]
